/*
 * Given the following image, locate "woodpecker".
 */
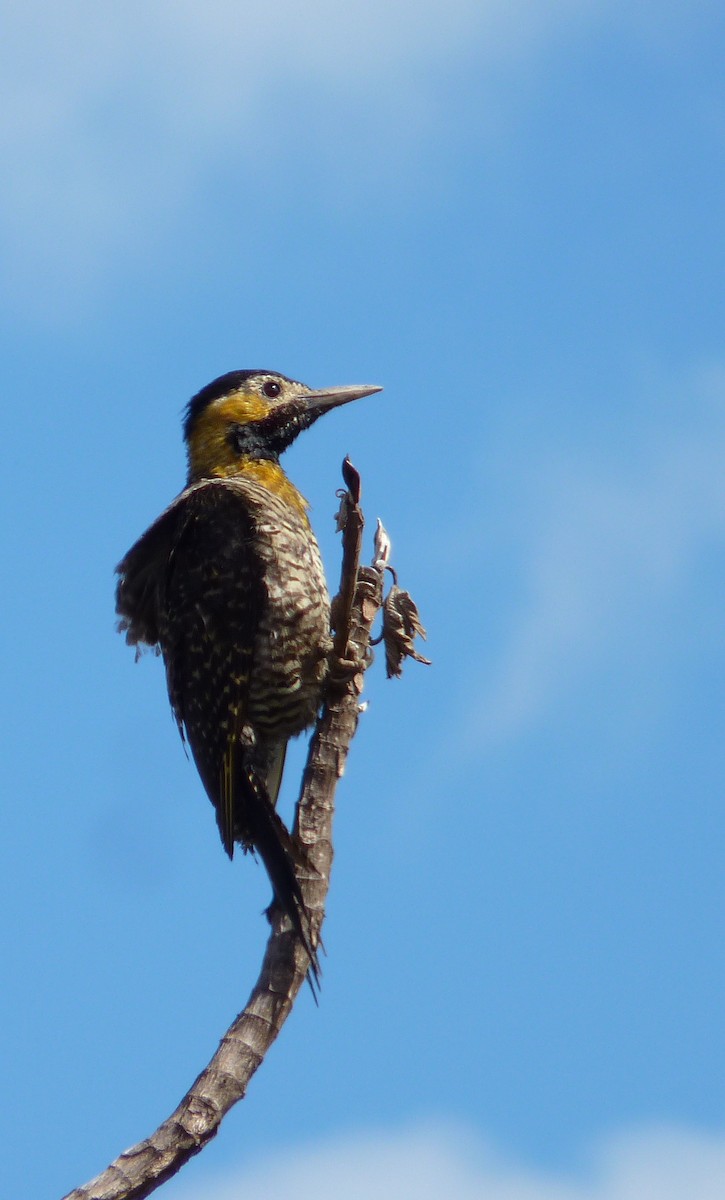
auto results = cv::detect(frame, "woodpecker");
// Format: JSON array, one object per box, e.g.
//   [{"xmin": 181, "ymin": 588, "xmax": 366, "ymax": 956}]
[{"xmin": 115, "ymin": 369, "xmax": 381, "ymax": 972}]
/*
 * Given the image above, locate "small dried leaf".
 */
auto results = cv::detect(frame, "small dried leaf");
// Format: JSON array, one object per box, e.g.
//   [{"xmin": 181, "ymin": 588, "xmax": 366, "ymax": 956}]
[
  {"xmin": 381, "ymin": 585, "xmax": 431, "ymax": 678},
  {"xmin": 334, "ymin": 488, "xmax": 351, "ymax": 533},
  {"xmin": 373, "ymin": 519, "xmax": 392, "ymax": 572},
  {"xmin": 341, "ymin": 456, "xmax": 361, "ymax": 501},
  {"xmin": 334, "ymin": 460, "xmax": 362, "ymax": 532}
]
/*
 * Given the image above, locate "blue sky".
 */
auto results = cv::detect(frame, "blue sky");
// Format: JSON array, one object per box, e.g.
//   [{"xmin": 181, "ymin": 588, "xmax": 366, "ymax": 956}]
[{"xmin": 1, "ymin": 3, "xmax": 724, "ymax": 1198}]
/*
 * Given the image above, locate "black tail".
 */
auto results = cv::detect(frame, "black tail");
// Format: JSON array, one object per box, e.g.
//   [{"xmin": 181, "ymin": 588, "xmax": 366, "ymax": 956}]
[{"xmin": 239, "ymin": 761, "xmax": 321, "ymax": 993}]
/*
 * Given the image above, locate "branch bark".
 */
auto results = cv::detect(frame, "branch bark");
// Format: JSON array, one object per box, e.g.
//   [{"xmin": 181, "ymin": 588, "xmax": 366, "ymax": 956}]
[{"xmin": 62, "ymin": 461, "xmax": 388, "ymax": 1200}]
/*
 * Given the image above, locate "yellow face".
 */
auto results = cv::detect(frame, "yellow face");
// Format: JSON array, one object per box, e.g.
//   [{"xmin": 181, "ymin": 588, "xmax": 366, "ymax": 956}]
[
  {"xmin": 186, "ymin": 388, "xmax": 311, "ymax": 516},
  {"xmin": 186, "ymin": 391, "xmax": 270, "ymax": 481}
]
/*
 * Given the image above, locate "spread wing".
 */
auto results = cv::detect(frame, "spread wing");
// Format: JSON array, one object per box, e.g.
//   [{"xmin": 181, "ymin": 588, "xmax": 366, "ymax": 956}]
[{"xmin": 115, "ymin": 491, "xmax": 192, "ymax": 650}]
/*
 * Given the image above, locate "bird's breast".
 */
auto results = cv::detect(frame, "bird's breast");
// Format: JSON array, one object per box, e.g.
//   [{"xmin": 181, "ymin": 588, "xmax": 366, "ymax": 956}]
[{"xmin": 245, "ymin": 492, "xmax": 332, "ymax": 739}]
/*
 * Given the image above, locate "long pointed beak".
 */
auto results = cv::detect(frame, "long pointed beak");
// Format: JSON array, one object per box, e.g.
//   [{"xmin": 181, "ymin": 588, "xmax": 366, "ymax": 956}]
[{"xmin": 305, "ymin": 383, "xmax": 383, "ymax": 415}]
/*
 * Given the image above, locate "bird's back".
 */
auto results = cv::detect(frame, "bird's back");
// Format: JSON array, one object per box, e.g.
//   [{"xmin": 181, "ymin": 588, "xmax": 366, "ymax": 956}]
[{"xmin": 116, "ymin": 475, "xmax": 331, "ymax": 851}]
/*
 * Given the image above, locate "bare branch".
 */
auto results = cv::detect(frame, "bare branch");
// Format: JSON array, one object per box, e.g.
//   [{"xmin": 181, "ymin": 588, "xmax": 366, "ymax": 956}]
[{"xmin": 62, "ymin": 462, "xmax": 420, "ymax": 1200}]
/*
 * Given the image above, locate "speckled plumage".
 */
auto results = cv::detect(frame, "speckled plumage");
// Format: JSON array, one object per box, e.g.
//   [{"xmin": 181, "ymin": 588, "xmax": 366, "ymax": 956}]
[
  {"xmin": 118, "ymin": 474, "xmax": 329, "ymax": 813},
  {"xmin": 115, "ymin": 369, "xmax": 381, "ymax": 970}
]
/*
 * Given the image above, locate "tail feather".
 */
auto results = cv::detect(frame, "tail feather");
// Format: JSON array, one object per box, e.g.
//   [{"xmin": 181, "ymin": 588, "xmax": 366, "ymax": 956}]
[
  {"xmin": 237, "ymin": 756, "xmax": 321, "ymax": 992},
  {"xmin": 265, "ymin": 742, "xmax": 287, "ymax": 809}
]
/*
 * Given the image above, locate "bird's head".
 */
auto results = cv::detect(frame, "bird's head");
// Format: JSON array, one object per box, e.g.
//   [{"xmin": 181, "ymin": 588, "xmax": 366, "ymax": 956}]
[{"xmin": 184, "ymin": 369, "xmax": 382, "ymax": 482}]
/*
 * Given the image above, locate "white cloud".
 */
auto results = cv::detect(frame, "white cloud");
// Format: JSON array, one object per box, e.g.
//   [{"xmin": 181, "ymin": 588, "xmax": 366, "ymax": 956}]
[
  {"xmin": 171, "ymin": 1120, "xmax": 725, "ymax": 1200},
  {"xmin": 471, "ymin": 366, "xmax": 725, "ymax": 744}
]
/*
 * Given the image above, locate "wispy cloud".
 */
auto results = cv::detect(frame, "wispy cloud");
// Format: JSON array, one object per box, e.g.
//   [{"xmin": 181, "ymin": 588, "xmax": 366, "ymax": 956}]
[
  {"xmin": 172, "ymin": 1120, "xmax": 725, "ymax": 1200},
  {"xmin": 470, "ymin": 366, "xmax": 725, "ymax": 745},
  {"xmin": 0, "ymin": 0, "xmax": 622, "ymax": 313}
]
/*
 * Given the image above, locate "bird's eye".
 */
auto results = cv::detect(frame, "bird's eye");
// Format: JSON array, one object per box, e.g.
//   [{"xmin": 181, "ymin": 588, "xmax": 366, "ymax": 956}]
[{"xmin": 262, "ymin": 380, "xmax": 281, "ymax": 398}]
